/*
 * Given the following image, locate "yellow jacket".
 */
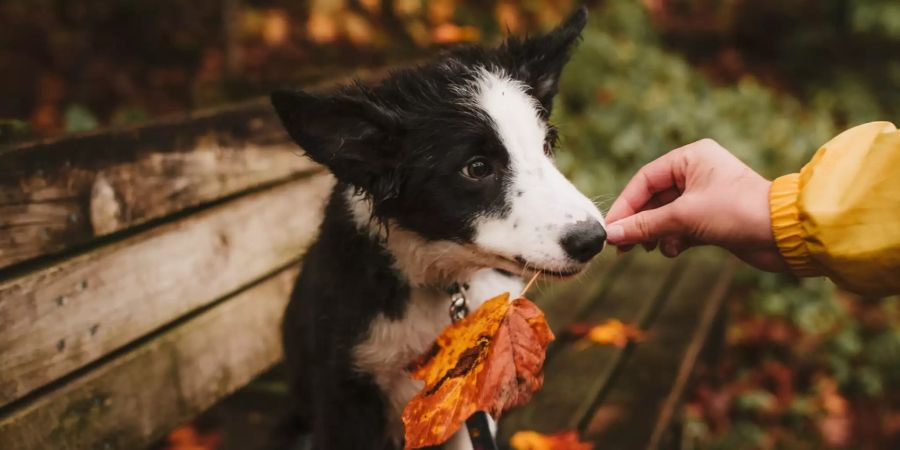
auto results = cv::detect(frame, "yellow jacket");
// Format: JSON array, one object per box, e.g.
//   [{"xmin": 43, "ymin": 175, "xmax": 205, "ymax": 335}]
[{"xmin": 770, "ymin": 121, "xmax": 900, "ymax": 296}]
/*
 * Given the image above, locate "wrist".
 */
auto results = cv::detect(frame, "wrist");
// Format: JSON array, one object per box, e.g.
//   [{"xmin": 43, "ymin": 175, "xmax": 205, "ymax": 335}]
[{"xmin": 737, "ymin": 174, "xmax": 776, "ymax": 247}]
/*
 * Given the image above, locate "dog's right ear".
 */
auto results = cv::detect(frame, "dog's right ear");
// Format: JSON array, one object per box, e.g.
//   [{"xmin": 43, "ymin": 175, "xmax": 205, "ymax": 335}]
[
  {"xmin": 502, "ymin": 6, "xmax": 587, "ymax": 118},
  {"xmin": 271, "ymin": 89, "xmax": 399, "ymax": 193}
]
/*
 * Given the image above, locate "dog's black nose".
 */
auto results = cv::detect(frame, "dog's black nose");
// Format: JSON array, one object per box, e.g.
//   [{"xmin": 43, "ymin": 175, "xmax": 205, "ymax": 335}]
[{"xmin": 560, "ymin": 220, "xmax": 607, "ymax": 263}]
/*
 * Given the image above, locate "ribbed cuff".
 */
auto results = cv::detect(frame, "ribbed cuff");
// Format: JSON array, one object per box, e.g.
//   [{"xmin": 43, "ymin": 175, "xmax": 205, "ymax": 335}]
[{"xmin": 769, "ymin": 173, "xmax": 822, "ymax": 277}]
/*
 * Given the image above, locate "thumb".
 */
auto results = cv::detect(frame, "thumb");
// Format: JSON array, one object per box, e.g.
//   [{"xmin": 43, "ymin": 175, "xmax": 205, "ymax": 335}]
[{"xmin": 605, "ymin": 204, "xmax": 684, "ymax": 245}]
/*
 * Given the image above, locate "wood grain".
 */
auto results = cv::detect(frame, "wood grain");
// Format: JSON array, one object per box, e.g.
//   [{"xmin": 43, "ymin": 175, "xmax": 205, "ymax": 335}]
[
  {"xmin": 582, "ymin": 257, "xmax": 737, "ymax": 449},
  {"xmin": 531, "ymin": 251, "xmax": 623, "ymax": 332},
  {"xmin": 0, "ymin": 99, "xmax": 319, "ymax": 270},
  {"xmin": 0, "ymin": 174, "xmax": 333, "ymax": 407},
  {"xmin": 498, "ymin": 251, "xmax": 680, "ymax": 438},
  {"xmin": 0, "ymin": 267, "xmax": 298, "ymax": 450}
]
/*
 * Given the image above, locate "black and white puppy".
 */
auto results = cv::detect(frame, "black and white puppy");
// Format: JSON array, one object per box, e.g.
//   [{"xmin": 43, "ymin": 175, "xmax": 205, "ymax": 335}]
[{"xmin": 269, "ymin": 7, "xmax": 605, "ymax": 450}]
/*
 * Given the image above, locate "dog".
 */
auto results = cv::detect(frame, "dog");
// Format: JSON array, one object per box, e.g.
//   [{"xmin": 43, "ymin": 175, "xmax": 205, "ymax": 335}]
[{"xmin": 268, "ymin": 7, "xmax": 605, "ymax": 450}]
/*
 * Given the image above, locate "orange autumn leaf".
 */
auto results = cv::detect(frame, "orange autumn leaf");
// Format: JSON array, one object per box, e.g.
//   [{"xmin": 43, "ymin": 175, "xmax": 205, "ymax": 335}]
[
  {"xmin": 509, "ymin": 430, "xmax": 594, "ymax": 450},
  {"xmin": 164, "ymin": 424, "xmax": 222, "ymax": 450},
  {"xmin": 402, "ymin": 293, "xmax": 554, "ymax": 449},
  {"xmin": 431, "ymin": 23, "xmax": 481, "ymax": 44},
  {"xmin": 569, "ymin": 319, "xmax": 645, "ymax": 348}
]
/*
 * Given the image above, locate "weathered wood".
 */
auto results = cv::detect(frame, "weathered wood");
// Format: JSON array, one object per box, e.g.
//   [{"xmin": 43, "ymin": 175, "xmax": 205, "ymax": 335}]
[
  {"xmin": 583, "ymin": 257, "xmax": 737, "ymax": 450},
  {"xmin": 498, "ymin": 251, "xmax": 681, "ymax": 438},
  {"xmin": 0, "ymin": 99, "xmax": 321, "ymax": 270},
  {"xmin": 0, "ymin": 174, "xmax": 333, "ymax": 407},
  {"xmin": 532, "ymin": 251, "xmax": 623, "ymax": 332},
  {"xmin": 0, "ymin": 266, "xmax": 298, "ymax": 450}
]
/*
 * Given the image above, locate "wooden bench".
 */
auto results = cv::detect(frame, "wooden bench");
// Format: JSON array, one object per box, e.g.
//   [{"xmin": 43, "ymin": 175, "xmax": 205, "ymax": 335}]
[
  {"xmin": 0, "ymin": 95, "xmax": 737, "ymax": 450},
  {"xmin": 0, "ymin": 99, "xmax": 334, "ymax": 450},
  {"xmin": 498, "ymin": 250, "xmax": 737, "ymax": 449}
]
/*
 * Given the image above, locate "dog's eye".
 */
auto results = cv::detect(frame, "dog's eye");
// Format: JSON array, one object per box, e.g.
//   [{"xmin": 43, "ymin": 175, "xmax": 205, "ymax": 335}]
[{"xmin": 462, "ymin": 158, "xmax": 494, "ymax": 180}]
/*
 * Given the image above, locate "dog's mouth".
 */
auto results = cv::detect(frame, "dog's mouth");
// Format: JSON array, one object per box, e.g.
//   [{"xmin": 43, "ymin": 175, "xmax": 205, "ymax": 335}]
[
  {"xmin": 495, "ymin": 255, "xmax": 586, "ymax": 281},
  {"xmin": 463, "ymin": 244, "xmax": 588, "ymax": 282}
]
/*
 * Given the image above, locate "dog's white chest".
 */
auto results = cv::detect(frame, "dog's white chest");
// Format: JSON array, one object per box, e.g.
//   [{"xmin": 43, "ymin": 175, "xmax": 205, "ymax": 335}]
[{"xmin": 353, "ymin": 269, "xmax": 523, "ymax": 447}]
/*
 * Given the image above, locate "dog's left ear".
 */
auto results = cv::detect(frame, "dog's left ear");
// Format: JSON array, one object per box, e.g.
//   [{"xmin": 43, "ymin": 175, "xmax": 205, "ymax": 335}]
[
  {"xmin": 270, "ymin": 89, "xmax": 401, "ymax": 201},
  {"xmin": 504, "ymin": 6, "xmax": 587, "ymax": 117}
]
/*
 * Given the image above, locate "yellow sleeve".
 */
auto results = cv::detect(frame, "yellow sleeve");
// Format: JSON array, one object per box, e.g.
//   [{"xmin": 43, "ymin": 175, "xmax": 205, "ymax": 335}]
[{"xmin": 769, "ymin": 121, "xmax": 900, "ymax": 296}]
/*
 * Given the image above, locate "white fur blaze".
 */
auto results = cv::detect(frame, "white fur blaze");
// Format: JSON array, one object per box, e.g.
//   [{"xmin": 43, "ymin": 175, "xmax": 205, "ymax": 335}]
[{"xmin": 470, "ymin": 69, "xmax": 604, "ymax": 272}]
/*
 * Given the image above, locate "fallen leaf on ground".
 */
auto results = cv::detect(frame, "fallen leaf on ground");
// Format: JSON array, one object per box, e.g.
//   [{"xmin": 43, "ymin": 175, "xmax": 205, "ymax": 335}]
[
  {"xmin": 509, "ymin": 430, "xmax": 594, "ymax": 450},
  {"xmin": 164, "ymin": 424, "xmax": 222, "ymax": 450},
  {"xmin": 568, "ymin": 319, "xmax": 645, "ymax": 348},
  {"xmin": 402, "ymin": 293, "xmax": 554, "ymax": 449}
]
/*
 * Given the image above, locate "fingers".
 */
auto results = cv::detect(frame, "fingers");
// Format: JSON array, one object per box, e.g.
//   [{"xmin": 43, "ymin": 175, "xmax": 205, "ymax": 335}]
[
  {"xmin": 635, "ymin": 188, "xmax": 681, "ymax": 252},
  {"xmin": 605, "ymin": 150, "xmax": 687, "ymax": 224},
  {"xmin": 606, "ymin": 202, "xmax": 684, "ymax": 245},
  {"xmin": 615, "ymin": 234, "xmax": 692, "ymax": 257},
  {"xmin": 660, "ymin": 235, "xmax": 692, "ymax": 258},
  {"xmin": 616, "ymin": 244, "xmax": 634, "ymax": 255}
]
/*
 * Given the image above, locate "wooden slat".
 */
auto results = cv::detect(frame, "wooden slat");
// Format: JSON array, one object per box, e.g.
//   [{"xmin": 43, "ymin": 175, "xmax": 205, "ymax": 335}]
[
  {"xmin": 532, "ymin": 251, "xmax": 623, "ymax": 331},
  {"xmin": 0, "ymin": 266, "xmax": 298, "ymax": 450},
  {"xmin": 498, "ymin": 251, "xmax": 681, "ymax": 438},
  {"xmin": 0, "ymin": 173, "xmax": 333, "ymax": 407},
  {"xmin": 0, "ymin": 99, "xmax": 319, "ymax": 270},
  {"xmin": 584, "ymin": 256, "xmax": 737, "ymax": 450}
]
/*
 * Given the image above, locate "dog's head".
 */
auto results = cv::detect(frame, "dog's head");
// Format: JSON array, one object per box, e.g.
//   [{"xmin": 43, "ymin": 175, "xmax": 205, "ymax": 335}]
[{"xmin": 272, "ymin": 7, "xmax": 605, "ymax": 281}]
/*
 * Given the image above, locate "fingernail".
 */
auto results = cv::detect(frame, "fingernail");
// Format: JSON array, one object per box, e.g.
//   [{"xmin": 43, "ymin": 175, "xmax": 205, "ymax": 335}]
[
  {"xmin": 606, "ymin": 225, "xmax": 624, "ymax": 242},
  {"xmin": 663, "ymin": 242, "xmax": 679, "ymax": 257}
]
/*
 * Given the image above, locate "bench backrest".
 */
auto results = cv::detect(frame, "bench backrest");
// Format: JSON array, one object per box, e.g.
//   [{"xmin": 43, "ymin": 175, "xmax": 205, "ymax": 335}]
[{"xmin": 0, "ymin": 99, "xmax": 331, "ymax": 449}]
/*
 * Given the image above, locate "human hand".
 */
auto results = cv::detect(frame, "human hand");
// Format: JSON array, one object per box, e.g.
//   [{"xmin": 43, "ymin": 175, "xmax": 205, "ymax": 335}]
[{"xmin": 605, "ymin": 139, "xmax": 788, "ymax": 272}]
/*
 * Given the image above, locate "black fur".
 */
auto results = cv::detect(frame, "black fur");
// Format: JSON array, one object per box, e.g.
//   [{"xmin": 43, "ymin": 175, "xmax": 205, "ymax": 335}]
[
  {"xmin": 270, "ymin": 186, "xmax": 408, "ymax": 450},
  {"xmin": 267, "ymin": 7, "xmax": 588, "ymax": 449}
]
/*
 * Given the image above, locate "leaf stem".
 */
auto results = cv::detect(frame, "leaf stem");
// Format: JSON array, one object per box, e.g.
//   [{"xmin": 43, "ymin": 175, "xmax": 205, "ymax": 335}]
[{"xmin": 520, "ymin": 273, "xmax": 540, "ymax": 297}]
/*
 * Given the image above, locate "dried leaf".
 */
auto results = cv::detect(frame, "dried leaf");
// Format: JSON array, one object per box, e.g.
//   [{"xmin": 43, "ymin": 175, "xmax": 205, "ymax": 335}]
[
  {"xmin": 402, "ymin": 293, "xmax": 554, "ymax": 449},
  {"xmin": 509, "ymin": 430, "xmax": 594, "ymax": 450},
  {"xmin": 569, "ymin": 319, "xmax": 645, "ymax": 348},
  {"xmin": 164, "ymin": 424, "xmax": 221, "ymax": 450}
]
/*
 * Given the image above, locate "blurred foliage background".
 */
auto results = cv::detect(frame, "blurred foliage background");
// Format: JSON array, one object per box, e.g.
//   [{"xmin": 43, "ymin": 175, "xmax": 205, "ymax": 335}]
[{"xmin": 2, "ymin": 0, "xmax": 899, "ymax": 449}]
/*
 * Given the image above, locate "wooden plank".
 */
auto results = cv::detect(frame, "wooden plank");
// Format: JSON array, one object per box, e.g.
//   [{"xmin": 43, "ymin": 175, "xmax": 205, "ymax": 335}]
[
  {"xmin": 0, "ymin": 173, "xmax": 333, "ymax": 407},
  {"xmin": 0, "ymin": 61, "xmax": 409, "ymax": 271},
  {"xmin": 0, "ymin": 99, "xmax": 321, "ymax": 270},
  {"xmin": 498, "ymin": 251, "xmax": 681, "ymax": 439},
  {"xmin": 0, "ymin": 266, "xmax": 298, "ymax": 450},
  {"xmin": 532, "ymin": 251, "xmax": 624, "ymax": 331},
  {"xmin": 583, "ymin": 256, "xmax": 737, "ymax": 450}
]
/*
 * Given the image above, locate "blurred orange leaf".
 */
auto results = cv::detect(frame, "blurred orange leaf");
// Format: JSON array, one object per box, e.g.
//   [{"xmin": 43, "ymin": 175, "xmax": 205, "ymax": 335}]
[
  {"xmin": 509, "ymin": 430, "xmax": 594, "ymax": 450},
  {"xmin": 262, "ymin": 9, "xmax": 290, "ymax": 46},
  {"xmin": 431, "ymin": 24, "xmax": 481, "ymax": 44},
  {"xmin": 307, "ymin": 12, "xmax": 338, "ymax": 43},
  {"xmin": 495, "ymin": 2, "xmax": 524, "ymax": 34},
  {"xmin": 164, "ymin": 424, "xmax": 221, "ymax": 450},
  {"xmin": 568, "ymin": 319, "xmax": 645, "ymax": 348},
  {"xmin": 402, "ymin": 293, "xmax": 554, "ymax": 449},
  {"xmin": 427, "ymin": 0, "xmax": 456, "ymax": 24},
  {"xmin": 343, "ymin": 12, "xmax": 375, "ymax": 45}
]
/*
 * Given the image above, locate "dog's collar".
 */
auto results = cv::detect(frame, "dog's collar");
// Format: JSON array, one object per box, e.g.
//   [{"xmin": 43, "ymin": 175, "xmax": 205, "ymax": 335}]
[{"xmin": 445, "ymin": 282, "xmax": 470, "ymax": 322}]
